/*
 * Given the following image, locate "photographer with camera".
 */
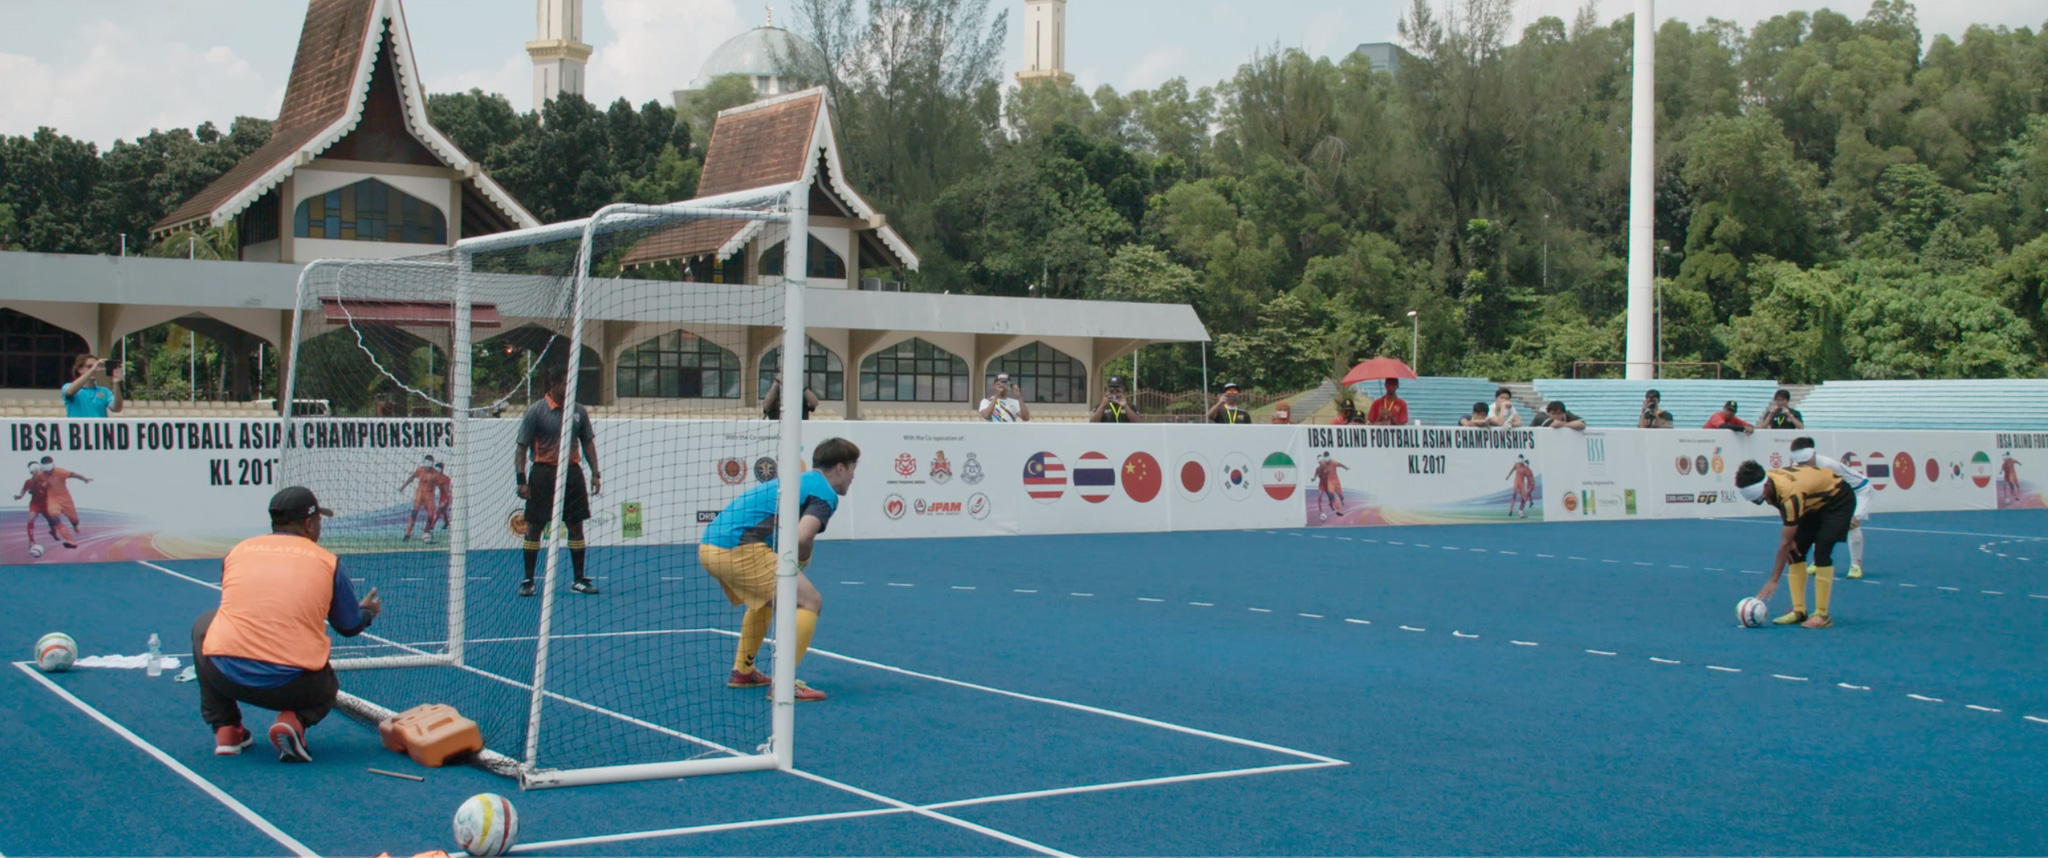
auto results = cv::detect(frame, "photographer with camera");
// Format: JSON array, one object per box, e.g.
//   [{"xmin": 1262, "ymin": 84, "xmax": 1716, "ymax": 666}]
[
  {"xmin": 978, "ymin": 373, "xmax": 1031, "ymax": 422},
  {"xmin": 1207, "ymin": 382, "xmax": 1254, "ymax": 424},
  {"xmin": 1636, "ymin": 389, "xmax": 1673, "ymax": 428},
  {"xmin": 1090, "ymin": 376, "xmax": 1139, "ymax": 423},
  {"xmin": 1760, "ymin": 388, "xmax": 1804, "ymax": 429},
  {"xmin": 61, "ymin": 354, "xmax": 124, "ymax": 417}
]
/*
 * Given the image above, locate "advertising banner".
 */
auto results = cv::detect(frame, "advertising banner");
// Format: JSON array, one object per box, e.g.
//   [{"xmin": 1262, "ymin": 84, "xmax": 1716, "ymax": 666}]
[
  {"xmin": 1159, "ymin": 426, "xmax": 1302, "ymax": 532},
  {"xmin": 1825, "ymin": 430, "xmax": 1999, "ymax": 513},
  {"xmin": 1538, "ymin": 428, "xmax": 1650, "ymax": 521},
  {"xmin": 1303, "ymin": 425, "xmax": 1544, "ymax": 526},
  {"xmin": 1990, "ymin": 431, "xmax": 2047, "ymax": 510}
]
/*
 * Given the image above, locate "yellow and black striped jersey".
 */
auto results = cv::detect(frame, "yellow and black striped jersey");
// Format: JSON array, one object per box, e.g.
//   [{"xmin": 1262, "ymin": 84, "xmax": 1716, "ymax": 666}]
[{"xmin": 1765, "ymin": 465, "xmax": 1851, "ymax": 525}]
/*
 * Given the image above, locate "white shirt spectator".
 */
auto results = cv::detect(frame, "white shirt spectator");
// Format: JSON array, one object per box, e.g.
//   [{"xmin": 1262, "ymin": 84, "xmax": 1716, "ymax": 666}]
[
  {"xmin": 1487, "ymin": 400, "xmax": 1521, "ymax": 427},
  {"xmin": 979, "ymin": 375, "xmax": 1030, "ymax": 422}
]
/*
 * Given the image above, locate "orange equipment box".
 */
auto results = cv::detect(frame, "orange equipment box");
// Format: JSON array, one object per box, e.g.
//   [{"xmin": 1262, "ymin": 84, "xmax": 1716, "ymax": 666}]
[{"xmin": 377, "ymin": 704, "xmax": 483, "ymax": 768}]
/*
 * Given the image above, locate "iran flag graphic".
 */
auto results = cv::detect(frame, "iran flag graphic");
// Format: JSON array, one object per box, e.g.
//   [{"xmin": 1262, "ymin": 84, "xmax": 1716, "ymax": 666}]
[
  {"xmin": 1261, "ymin": 452, "xmax": 1298, "ymax": 500},
  {"xmin": 1075, "ymin": 452, "xmax": 1116, "ymax": 503}
]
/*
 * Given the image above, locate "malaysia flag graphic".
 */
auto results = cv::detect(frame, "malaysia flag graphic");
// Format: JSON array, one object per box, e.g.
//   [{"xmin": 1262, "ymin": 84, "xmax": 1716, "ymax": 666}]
[
  {"xmin": 1024, "ymin": 452, "xmax": 1066, "ymax": 503},
  {"xmin": 1075, "ymin": 452, "xmax": 1116, "ymax": 503}
]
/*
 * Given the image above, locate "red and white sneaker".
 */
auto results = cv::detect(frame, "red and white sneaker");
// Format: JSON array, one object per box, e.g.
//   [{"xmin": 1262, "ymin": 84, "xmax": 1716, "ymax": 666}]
[
  {"xmin": 727, "ymin": 668, "xmax": 770, "ymax": 689},
  {"xmin": 771, "ymin": 680, "xmax": 826, "ymax": 702},
  {"xmin": 214, "ymin": 725, "xmax": 253, "ymax": 756},
  {"xmin": 268, "ymin": 712, "xmax": 311, "ymax": 763}
]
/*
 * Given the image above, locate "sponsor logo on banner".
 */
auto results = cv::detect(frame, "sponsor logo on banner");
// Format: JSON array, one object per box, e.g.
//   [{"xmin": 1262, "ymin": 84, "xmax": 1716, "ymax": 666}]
[
  {"xmin": 1971, "ymin": 451, "xmax": 1993, "ymax": 487},
  {"xmin": 961, "ymin": 453, "xmax": 985, "ymax": 485},
  {"xmin": 1695, "ymin": 455, "xmax": 1710, "ymax": 476},
  {"xmin": 1024, "ymin": 452, "xmax": 1066, "ymax": 502},
  {"xmin": 1122, "ymin": 452, "xmax": 1162, "ymax": 502},
  {"xmin": 1218, "ymin": 453, "xmax": 1254, "ymax": 501},
  {"xmin": 1175, "ymin": 452, "xmax": 1211, "ymax": 502},
  {"xmin": 753, "ymin": 457, "xmax": 778, "ymax": 483},
  {"xmin": 1665, "ymin": 493, "xmax": 1694, "ymax": 504},
  {"xmin": 1582, "ymin": 491, "xmax": 1595, "ymax": 515},
  {"xmin": 929, "ymin": 451, "xmax": 953, "ymax": 483},
  {"xmin": 1711, "ymin": 449, "xmax": 1725, "ymax": 475},
  {"xmin": 1624, "ymin": 489, "xmax": 1638, "ymax": 515},
  {"xmin": 884, "ymin": 494, "xmax": 907, "ymax": 520},
  {"xmin": 1585, "ymin": 436, "xmax": 1607, "ymax": 478},
  {"xmin": 1925, "ymin": 457, "xmax": 1939, "ymax": 483},
  {"xmin": 968, "ymin": 493, "xmax": 991, "ymax": 519},
  {"xmin": 893, "ymin": 453, "xmax": 917, "ymax": 478},
  {"xmin": 1563, "ymin": 492, "xmax": 1579, "ymax": 512},
  {"xmin": 913, "ymin": 499, "xmax": 964, "ymax": 516},
  {"xmin": 695, "ymin": 510, "xmax": 719, "ymax": 524},
  {"xmin": 1892, "ymin": 452, "xmax": 1915, "ymax": 490},
  {"xmin": 1676, "ymin": 456, "xmax": 1691, "ymax": 475},
  {"xmin": 1075, "ymin": 452, "xmax": 1116, "ymax": 503},
  {"xmin": 1721, "ymin": 491, "xmax": 1738, "ymax": 503},
  {"xmin": 1698, "ymin": 492, "xmax": 1717, "ymax": 505},
  {"xmin": 1261, "ymin": 452, "xmax": 1298, "ymax": 500},
  {"xmin": 1864, "ymin": 452, "xmax": 1892, "ymax": 490},
  {"xmin": 716, "ymin": 458, "xmax": 746, "ymax": 485},
  {"xmin": 1770, "ymin": 451, "xmax": 1784, "ymax": 469}
]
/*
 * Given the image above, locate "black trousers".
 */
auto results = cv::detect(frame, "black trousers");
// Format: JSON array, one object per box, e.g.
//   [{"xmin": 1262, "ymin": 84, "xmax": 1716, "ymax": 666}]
[
  {"xmin": 192, "ymin": 610, "xmax": 338, "ymax": 729},
  {"xmin": 1790, "ymin": 498, "xmax": 1856, "ymax": 569}
]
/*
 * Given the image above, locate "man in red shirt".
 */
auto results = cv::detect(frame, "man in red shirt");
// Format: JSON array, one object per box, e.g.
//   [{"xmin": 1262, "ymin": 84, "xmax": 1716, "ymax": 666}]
[
  {"xmin": 1366, "ymin": 379, "xmax": 1409, "ymax": 426},
  {"xmin": 1704, "ymin": 400, "xmax": 1755, "ymax": 434}
]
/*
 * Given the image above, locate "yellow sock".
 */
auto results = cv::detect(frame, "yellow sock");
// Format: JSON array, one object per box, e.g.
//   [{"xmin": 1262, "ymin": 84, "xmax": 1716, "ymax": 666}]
[
  {"xmin": 1813, "ymin": 566, "xmax": 1834, "ymax": 617},
  {"xmin": 733, "ymin": 606, "xmax": 771, "ymax": 673},
  {"xmin": 793, "ymin": 609, "xmax": 818, "ymax": 669},
  {"xmin": 1788, "ymin": 562, "xmax": 1809, "ymax": 615}
]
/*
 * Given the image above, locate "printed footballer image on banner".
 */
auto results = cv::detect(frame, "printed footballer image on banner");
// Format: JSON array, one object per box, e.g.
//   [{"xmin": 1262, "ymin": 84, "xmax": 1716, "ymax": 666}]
[
  {"xmin": 1300, "ymin": 426, "xmax": 1545, "ymax": 526},
  {"xmin": 1994, "ymin": 432, "xmax": 2048, "ymax": 509}
]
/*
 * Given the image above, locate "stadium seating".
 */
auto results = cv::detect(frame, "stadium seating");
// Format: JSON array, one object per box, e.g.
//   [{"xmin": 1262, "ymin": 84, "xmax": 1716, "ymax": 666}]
[
  {"xmin": 1529, "ymin": 379, "xmax": 1785, "ymax": 428},
  {"xmin": 1349, "ymin": 377, "xmax": 1502, "ymax": 426},
  {"xmin": 1794, "ymin": 380, "xmax": 2048, "ymax": 430}
]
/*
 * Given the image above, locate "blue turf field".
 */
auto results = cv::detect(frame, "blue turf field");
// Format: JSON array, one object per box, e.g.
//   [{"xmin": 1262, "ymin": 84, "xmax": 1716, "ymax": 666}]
[{"xmin": 4, "ymin": 511, "xmax": 2047, "ymax": 856}]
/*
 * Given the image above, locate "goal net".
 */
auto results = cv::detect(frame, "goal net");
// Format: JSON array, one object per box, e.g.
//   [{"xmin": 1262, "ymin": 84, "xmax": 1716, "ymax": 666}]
[{"xmin": 279, "ymin": 185, "xmax": 815, "ymax": 788}]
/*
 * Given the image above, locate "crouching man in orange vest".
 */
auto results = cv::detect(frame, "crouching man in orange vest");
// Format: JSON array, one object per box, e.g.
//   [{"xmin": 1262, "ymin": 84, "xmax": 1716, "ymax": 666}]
[{"xmin": 194, "ymin": 486, "xmax": 382, "ymax": 762}]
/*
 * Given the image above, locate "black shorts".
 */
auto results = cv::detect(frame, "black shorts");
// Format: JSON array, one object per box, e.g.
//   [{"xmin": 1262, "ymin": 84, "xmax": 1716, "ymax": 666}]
[
  {"xmin": 1791, "ymin": 497, "xmax": 1855, "ymax": 567},
  {"xmin": 525, "ymin": 462, "xmax": 590, "ymax": 525}
]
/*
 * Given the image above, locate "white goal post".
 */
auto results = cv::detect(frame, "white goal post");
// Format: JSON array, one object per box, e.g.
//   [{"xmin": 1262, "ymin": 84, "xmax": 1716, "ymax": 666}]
[{"xmin": 278, "ymin": 182, "xmax": 814, "ymax": 789}]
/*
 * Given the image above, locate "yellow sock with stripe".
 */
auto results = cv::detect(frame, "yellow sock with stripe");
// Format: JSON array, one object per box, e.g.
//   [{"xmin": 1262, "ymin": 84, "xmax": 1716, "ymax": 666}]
[
  {"xmin": 793, "ymin": 609, "xmax": 818, "ymax": 669},
  {"xmin": 1788, "ymin": 562, "xmax": 1809, "ymax": 615},
  {"xmin": 1813, "ymin": 566, "xmax": 1834, "ymax": 617},
  {"xmin": 733, "ymin": 606, "xmax": 771, "ymax": 673}
]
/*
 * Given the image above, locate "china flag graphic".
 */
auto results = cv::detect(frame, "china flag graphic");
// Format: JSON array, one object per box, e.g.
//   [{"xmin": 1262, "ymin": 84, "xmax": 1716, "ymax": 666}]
[
  {"xmin": 1122, "ymin": 452, "xmax": 1162, "ymax": 502},
  {"xmin": 1261, "ymin": 452, "xmax": 1298, "ymax": 500},
  {"xmin": 1075, "ymin": 452, "xmax": 1116, "ymax": 503}
]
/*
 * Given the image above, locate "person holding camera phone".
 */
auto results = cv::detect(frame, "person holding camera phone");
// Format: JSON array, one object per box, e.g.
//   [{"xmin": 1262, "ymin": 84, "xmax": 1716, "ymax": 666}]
[
  {"xmin": 1091, "ymin": 376, "xmax": 1139, "ymax": 423},
  {"xmin": 1760, "ymin": 388, "xmax": 1804, "ymax": 429},
  {"xmin": 1637, "ymin": 389, "xmax": 1673, "ymax": 428},
  {"xmin": 61, "ymin": 353, "xmax": 124, "ymax": 417},
  {"xmin": 978, "ymin": 372, "xmax": 1031, "ymax": 422},
  {"xmin": 1208, "ymin": 382, "xmax": 1254, "ymax": 424}
]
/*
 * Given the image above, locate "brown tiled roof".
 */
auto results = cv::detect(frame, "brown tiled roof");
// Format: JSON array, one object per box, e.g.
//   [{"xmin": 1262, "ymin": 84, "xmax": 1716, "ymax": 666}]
[
  {"xmin": 695, "ymin": 91, "xmax": 823, "ymax": 198},
  {"xmin": 154, "ymin": 0, "xmax": 379, "ymax": 233},
  {"xmin": 616, "ymin": 219, "xmax": 750, "ymax": 267}
]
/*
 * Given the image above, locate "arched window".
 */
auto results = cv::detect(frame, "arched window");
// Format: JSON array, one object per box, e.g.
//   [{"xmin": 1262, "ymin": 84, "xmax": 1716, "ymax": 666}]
[
  {"xmin": 615, "ymin": 330, "xmax": 740, "ymax": 398},
  {"xmin": 0, "ymin": 309, "xmax": 89, "ymax": 389},
  {"xmin": 859, "ymin": 339, "xmax": 967, "ymax": 402},
  {"xmin": 987, "ymin": 341, "xmax": 1087, "ymax": 403},
  {"xmin": 759, "ymin": 339, "xmax": 844, "ymax": 401},
  {"xmin": 294, "ymin": 179, "xmax": 448, "ymax": 244},
  {"xmin": 757, "ymin": 235, "xmax": 848, "ymax": 279}
]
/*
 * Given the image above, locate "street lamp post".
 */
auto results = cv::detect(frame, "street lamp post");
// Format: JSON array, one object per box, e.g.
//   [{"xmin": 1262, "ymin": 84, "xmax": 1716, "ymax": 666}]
[{"xmin": 1407, "ymin": 310, "xmax": 1419, "ymax": 373}]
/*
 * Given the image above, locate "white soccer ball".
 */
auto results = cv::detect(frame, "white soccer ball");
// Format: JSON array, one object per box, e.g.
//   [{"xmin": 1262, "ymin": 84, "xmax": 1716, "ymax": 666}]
[
  {"xmin": 1736, "ymin": 597, "xmax": 1769, "ymax": 628},
  {"xmin": 453, "ymin": 793, "xmax": 518, "ymax": 856},
  {"xmin": 28, "ymin": 543, "xmax": 43, "ymax": 559},
  {"xmin": 1319, "ymin": 512, "xmax": 1329, "ymax": 522},
  {"xmin": 424, "ymin": 532, "xmax": 434, "ymax": 544},
  {"xmin": 36, "ymin": 632, "xmax": 76, "ymax": 672}
]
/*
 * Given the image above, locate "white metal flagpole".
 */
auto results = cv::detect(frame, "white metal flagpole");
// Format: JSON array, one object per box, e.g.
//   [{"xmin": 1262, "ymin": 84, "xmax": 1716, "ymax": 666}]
[{"xmin": 1624, "ymin": 0, "xmax": 1657, "ymax": 381}]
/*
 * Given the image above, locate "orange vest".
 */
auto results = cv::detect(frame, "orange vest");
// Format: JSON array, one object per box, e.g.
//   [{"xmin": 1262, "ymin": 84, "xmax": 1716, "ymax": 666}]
[{"xmin": 203, "ymin": 533, "xmax": 340, "ymax": 671}]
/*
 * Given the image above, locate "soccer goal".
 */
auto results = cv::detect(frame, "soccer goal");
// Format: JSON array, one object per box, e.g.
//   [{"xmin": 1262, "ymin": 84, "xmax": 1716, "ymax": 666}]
[{"xmin": 279, "ymin": 184, "xmax": 816, "ymax": 788}]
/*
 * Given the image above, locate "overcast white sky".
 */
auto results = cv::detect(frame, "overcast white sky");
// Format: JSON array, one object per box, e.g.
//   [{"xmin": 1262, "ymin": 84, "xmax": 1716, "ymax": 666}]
[{"xmin": 3, "ymin": 0, "xmax": 2042, "ymax": 148}]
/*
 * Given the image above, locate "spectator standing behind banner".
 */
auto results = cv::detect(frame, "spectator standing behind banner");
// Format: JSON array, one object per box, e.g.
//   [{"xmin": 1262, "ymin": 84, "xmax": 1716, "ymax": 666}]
[
  {"xmin": 1331, "ymin": 401, "xmax": 1366, "ymax": 425},
  {"xmin": 61, "ymin": 354, "xmax": 123, "ymax": 417},
  {"xmin": 762, "ymin": 375, "xmax": 818, "ymax": 421},
  {"xmin": 1705, "ymin": 401, "xmax": 1755, "ymax": 434},
  {"xmin": 978, "ymin": 373, "xmax": 1031, "ymax": 422},
  {"xmin": 1272, "ymin": 402, "xmax": 1293, "ymax": 424},
  {"xmin": 1486, "ymin": 388, "xmax": 1522, "ymax": 427},
  {"xmin": 1090, "ymin": 376, "xmax": 1139, "ymax": 423},
  {"xmin": 1208, "ymin": 382, "xmax": 1254, "ymax": 424},
  {"xmin": 1543, "ymin": 401, "xmax": 1586, "ymax": 430},
  {"xmin": 1366, "ymin": 378, "xmax": 1409, "ymax": 426},
  {"xmin": 1760, "ymin": 389, "xmax": 1804, "ymax": 429},
  {"xmin": 1637, "ymin": 389, "xmax": 1674, "ymax": 428}
]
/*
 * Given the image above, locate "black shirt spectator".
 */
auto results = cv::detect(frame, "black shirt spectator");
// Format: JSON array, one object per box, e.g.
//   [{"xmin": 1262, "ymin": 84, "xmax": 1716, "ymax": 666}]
[
  {"xmin": 763, "ymin": 378, "xmax": 818, "ymax": 421},
  {"xmin": 1458, "ymin": 402, "xmax": 1489, "ymax": 427},
  {"xmin": 1091, "ymin": 376, "xmax": 1139, "ymax": 423},
  {"xmin": 1760, "ymin": 389, "xmax": 1804, "ymax": 429},
  {"xmin": 1208, "ymin": 382, "xmax": 1254, "ymax": 424},
  {"xmin": 1543, "ymin": 401, "xmax": 1586, "ymax": 429},
  {"xmin": 1637, "ymin": 389, "xmax": 1674, "ymax": 428}
]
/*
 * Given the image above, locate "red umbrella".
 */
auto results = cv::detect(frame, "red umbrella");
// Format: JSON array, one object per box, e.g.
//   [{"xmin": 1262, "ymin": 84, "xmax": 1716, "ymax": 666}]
[{"xmin": 1340, "ymin": 357, "xmax": 1418, "ymax": 388}]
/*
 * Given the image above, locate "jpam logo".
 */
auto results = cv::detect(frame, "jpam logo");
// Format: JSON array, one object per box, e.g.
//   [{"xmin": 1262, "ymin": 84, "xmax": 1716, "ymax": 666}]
[{"xmin": 916, "ymin": 499, "xmax": 964, "ymax": 516}]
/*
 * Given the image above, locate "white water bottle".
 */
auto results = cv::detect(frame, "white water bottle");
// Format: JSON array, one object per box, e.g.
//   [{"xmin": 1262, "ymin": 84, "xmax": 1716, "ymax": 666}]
[{"xmin": 146, "ymin": 633, "xmax": 162, "ymax": 677}]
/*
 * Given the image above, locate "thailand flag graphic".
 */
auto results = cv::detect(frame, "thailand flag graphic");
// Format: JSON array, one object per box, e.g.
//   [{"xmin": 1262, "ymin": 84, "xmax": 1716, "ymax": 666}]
[
  {"xmin": 1075, "ymin": 452, "xmax": 1116, "ymax": 503},
  {"xmin": 1024, "ymin": 452, "xmax": 1066, "ymax": 503}
]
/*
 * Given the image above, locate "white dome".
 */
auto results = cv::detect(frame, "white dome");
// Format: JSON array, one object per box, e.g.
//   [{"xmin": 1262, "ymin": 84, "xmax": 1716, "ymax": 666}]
[{"xmin": 689, "ymin": 26, "xmax": 826, "ymax": 90}]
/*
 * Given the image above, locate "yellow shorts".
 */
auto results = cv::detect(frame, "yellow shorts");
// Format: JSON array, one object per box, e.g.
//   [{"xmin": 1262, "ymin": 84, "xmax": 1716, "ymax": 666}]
[{"xmin": 698, "ymin": 543, "xmax": 779, "ymax": 608}]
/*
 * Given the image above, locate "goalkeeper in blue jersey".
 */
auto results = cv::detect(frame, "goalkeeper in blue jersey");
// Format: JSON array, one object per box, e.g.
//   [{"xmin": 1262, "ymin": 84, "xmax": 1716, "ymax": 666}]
[
  {"xmin": 698, "ymin": 438, "xmax": 860, "ymax": 702},
  {"xmin": 1789, "ymin": 437, "xmax": 1873, "ymax": 577}
]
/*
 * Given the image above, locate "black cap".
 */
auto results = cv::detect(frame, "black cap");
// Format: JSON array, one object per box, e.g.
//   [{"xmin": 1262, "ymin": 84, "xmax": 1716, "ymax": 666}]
[
  {"xmin": 1222, "ymin": 381, "xmax": 1241, "ymax": 391},
  {"xmin": 268, "ymin": 486, "xmax": 334, "ymax": 523},
  {"xmin": 1645, "ymin": 388, "xmax": 1660, "ymax": 400},
  {"xmin": 1107, "ymin": 376, "xmax": 1126, "ymax": 387},
  {"xmin": 1725, "ymin": 400, "xmax": 1740, "ymax": 411}
]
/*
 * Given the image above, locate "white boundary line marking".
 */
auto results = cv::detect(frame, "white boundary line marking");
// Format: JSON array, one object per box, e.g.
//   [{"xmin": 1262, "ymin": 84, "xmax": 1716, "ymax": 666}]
[
  {"xmin": 1714, "ymin": 519, "xmax": 2048, "ymax": 540},
  {"xmin": 1909, "ymin": 694, "xmax": 1944, "ymax": 703},
  {"xmin": 1705, "ymin": 665, "xmax": 1741, "ymax": 673},
  {"xmin": 2027, "ymin": 716, "xmax": 2048, "ymax": 724},
  {"xmin": 783, "ymin": 768, "xmax": 1078, "ymax": 858},
  {"xmin": 1966, "ymin": 705, "xmax": 2002, "ymax": 713},
  {"xmin": 13, "ymin": 662, "xmax": 317, "ymax": 857}
]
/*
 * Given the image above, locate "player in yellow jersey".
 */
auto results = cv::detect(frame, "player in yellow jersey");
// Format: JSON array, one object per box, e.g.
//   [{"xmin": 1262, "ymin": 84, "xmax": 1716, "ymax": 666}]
[{"xmin": 1736, "ymin": 459, "xmax": 1854, "ymax": 628}]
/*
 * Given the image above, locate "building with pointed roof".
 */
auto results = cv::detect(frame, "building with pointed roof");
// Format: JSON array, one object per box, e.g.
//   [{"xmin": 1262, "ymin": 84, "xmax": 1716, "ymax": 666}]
[{"xmin": 153, "ymin": 0, "xmax": 538, "ymax": 263}]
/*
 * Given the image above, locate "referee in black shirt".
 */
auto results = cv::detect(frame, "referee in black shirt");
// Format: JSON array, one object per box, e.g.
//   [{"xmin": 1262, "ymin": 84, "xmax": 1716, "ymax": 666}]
[{"xmin": 514, "ymin": 367, "xmax": 602, "ymax": 596}]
